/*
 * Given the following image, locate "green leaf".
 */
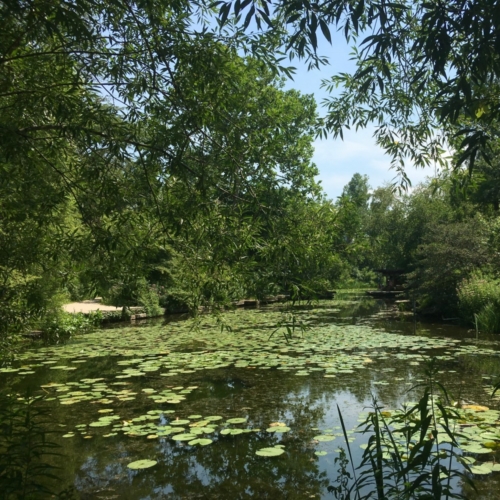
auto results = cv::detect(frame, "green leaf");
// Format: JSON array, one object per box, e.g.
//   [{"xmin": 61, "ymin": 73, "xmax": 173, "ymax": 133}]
[
  {"xmin": 127, "ymin": 459, "xmax": 157, "ymax": 470},
  {"xmin": 256, "ymin": 447, "xmax": 285, "ymax": 457}
]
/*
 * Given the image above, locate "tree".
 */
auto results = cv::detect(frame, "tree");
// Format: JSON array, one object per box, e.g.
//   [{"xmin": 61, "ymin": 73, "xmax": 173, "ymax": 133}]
[
  {"xmin": 341, "ymin": 173, "xmax": 370, "ymax": 209},
  {"xmin": 365, "ymin": 185, "xmax": 407, "ymax": 270},
  {"xmin": 1, "ymin": 2, "xmax": 334, "ymax": 345},
  {"xmin": 411, "ymin": 217, "xmax": 496, "ymax": 314},
  {"xmin": 332, "ymin": 174, "xmax": 371, "ymax": 278},
  {"xmin": 212, "ymin": 0, "xmax": 500, "ymax": 183}
]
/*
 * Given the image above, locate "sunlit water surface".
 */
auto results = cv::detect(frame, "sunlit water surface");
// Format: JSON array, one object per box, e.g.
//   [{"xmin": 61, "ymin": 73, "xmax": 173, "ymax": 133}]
[{"xmin": 2, "ymin": 298, "xmax": 500, "ymax": 499}]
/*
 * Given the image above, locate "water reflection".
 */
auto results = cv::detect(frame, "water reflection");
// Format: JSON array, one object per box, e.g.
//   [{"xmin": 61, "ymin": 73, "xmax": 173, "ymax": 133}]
[{"xmin": 2, "ymin": 298, "xmax": 500, "ymax": 498}]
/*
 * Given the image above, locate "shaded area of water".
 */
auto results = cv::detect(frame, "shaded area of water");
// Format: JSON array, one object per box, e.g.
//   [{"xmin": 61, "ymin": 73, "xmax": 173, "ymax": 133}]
[{"xmin": 2, "ymin": 298, "xmax": 500, "ymax": 499}]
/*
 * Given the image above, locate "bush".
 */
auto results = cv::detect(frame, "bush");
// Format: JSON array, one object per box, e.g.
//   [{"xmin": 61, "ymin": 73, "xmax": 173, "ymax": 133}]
[
  {"xmin": 476, "ymin": 302, "xmax": 500, "ymax": 334},
  {"xmin": 104, "ymin": 277, "xmax": 165, "ymax": 316},
  {"xmin": 136, "ymin": 281, "xmax": 163, "ymax": 317},
  {"xmin": 458, "ymin": 271, "xmax": 500, "ymax": 332},
  {"xmin": 40, "ymin": 310, "xmax": 102, "ymax": 338},
  {"xmin": 410, "ymin": 217, "xmax": 494, "ymax": 315},
  {"xmin": 0, "ymin": 274, "xmax": 74, "ymax": 357},
  {"xmin": 335, "ymin": 268, "xmax": 378, "ymax": 290}
]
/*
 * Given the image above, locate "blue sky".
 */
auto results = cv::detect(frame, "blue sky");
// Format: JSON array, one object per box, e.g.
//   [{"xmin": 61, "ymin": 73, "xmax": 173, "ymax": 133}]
[{"xmin": 280, "ymin": 31, "xmax": 433, "ymax": 201}]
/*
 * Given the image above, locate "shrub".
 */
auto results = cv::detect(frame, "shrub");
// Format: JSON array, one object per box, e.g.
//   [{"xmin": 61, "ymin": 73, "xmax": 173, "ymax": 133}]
[
  {"xmin": 40, "ymin": 310, "xmax": 102, "ymax": 338},
  {"xmin": 475, "ymin": 302, "xmax": 500, "ymax": 334},
  {"xmin": 411, "ymin": 218, "xmax": 493, "ymax": 316},
  {"xmin": 104, "ymin": 276, "xmax": 164, "ymax": 315},
  {"xmin": 136, "ymin": 281, "xmax": 163, "ymax": 317},
  {"xmin": 458, "ymin": 271, "xmax": 500, "ymax": 332}
]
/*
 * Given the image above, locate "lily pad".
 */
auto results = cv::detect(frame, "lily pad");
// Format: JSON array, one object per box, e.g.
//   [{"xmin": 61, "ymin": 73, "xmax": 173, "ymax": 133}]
[
  {"xmin": 188, "ymin": 438, "xmax": 213, "ymax": 446},
  {"xmin": 225, "ymin": 418, "xmax": 247, "ymax": 424},
  {"xmin": 127, "ymin": 459, "xmax": 157, "ymax": 470},
  {"xmin": 314, "ymin": 435, "xmax": 335, "ymax": 442},
  {"xmin": 170, "ymin": 419, "xmax": 190, "ymax": 426},
  {"xmin": 266, "ymin": 426, "xmax": 291, "ymax": 433},
  {"xmin": 172, "ymin": 433, "xmax": 197, "ymax": 441},
  {"xmin": 470, "ymin": 464, "xmax": 492, "ymax": 475},
  {"xmin": 220, "ymin": 428, "xmax": 244, "ymax": 436},
  {"xmin": 256, "ymin": 447, "xmax": 285, "ymax": 457}
]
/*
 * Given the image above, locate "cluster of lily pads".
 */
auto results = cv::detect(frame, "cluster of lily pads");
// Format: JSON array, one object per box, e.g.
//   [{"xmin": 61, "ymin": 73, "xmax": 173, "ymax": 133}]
[
  {"xmin": 56, "ymin": 402, "xmax": 300, "ymax": 450},
  {"xmin": 1, "ymin": 310, "xmax": 480, "ymax": 383},
  {"xmin": 2, "ymin": 306, "xmax": 500, "ymax": 480},
  {"xmin": 39, "ymin": 378, "xmax": 197, "ymax": 406}
]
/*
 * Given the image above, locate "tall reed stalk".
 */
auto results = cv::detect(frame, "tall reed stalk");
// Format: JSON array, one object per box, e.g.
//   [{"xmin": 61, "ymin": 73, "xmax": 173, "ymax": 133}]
[
  {"xmin": 332, "ymin": 359, "xmax": 475, "ymax": 499},
  {"xmin": 0, "ymin": 392, "xmax": 64, "ymax": 499}
]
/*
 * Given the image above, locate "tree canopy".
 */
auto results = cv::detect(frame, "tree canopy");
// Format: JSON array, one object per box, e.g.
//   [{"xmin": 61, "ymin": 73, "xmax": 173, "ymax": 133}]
[
  {"xmin": 3, "ymin": 0, "xmax": 500, "ymax": 348},
  {"xmin": 212, "ymin": 0, "xmax": 500, "ymax": 184},
  {"xmin": 1, "ymin": 1, "xmax": 341, "ymax": 347}
]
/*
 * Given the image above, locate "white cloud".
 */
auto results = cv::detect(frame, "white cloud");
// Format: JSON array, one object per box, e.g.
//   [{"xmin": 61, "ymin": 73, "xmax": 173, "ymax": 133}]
[{"xmin": 313, "ymin": 127, "xmax": 440, "ymax": 200}]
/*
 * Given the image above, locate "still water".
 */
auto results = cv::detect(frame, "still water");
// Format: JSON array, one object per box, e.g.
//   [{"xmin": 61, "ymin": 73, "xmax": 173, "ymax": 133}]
[{"xmin": 2, "ymin": 298, "xmax": 500, "ymax": 499}]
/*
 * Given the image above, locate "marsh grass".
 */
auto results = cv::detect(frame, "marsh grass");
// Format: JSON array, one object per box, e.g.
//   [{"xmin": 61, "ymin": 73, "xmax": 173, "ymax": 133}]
[
  {"xmin": 458, "ymin": 272, "xmax": 500, "ymax": 333},
  {"xmin": 0, "ymin": 392, "xmax": 64, "ymax": 499},
  {"xmin": 333, "ymin": 360, "xmax": 475, "ymax": 499}
]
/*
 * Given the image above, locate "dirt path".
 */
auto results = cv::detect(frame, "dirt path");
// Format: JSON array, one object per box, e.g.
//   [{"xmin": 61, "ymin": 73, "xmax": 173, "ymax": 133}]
[{"xmin": 62, "ymin": 301, "xmax": 122, "ymax": 314}]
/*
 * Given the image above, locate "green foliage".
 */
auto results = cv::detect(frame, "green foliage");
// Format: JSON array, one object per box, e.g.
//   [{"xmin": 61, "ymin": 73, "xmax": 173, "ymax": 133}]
[
  {"xmin": 458, "ymin": 272, "xmax": 500, "ymax": 332},
  {"xmin": 335, "ymin": 269, "xmax": 378, "ymax": 290},
  {"xmin": 5, "ymin": 0, "xmax": 500, "ymax": 346},
  {"xmin": 0, "ymin": 393, "xmax": 62, "ymax": 499},
  {"xmin": 365, "ymin": 185, "xmax": 409, "ymax": 271},
  {"xmin": 214, "ymin": 0, "xmax": 500, "ymax": 182},
  {"xmin": 40, "ymin": 311, "xmax": 102, "ymax": 339},
  {"xmin": 475, "ymin": 303, "xmax": 500, "ymax": 334},
  {"xmin": 333, "ymin": 360, "xmax": 473, "ymax": 499},
  {"xmin": 410, "ymin": 216, "xmax": 494, "ymax": 315},
  {"xmin": 1, "ymin": 0, "xmax": 335, "ymax": 349},
  {"xmin": 0, "ymin": 274, "xmax": 72, "ymax": 355},
  {"xmin": 136, "ymin": 282, "xmax": 163, "ymax": 318},
  {"xmin": 342, "ymin": 174, "xmax": 371, "ymax": 210},
  {"xmin": 327, "ymin": 448, "xmax": 352, "ymax": 500}
]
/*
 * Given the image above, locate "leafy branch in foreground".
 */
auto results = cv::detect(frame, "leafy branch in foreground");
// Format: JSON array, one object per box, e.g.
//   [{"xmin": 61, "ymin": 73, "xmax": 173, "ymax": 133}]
[{"xmin": 213, "ymin": 0, "xmax": 500, "ymax": 183}]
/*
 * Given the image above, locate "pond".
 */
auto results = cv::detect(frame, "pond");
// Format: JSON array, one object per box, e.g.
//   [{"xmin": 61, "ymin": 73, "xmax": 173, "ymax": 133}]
[{"xmin": 2, "ymin": 298, "xmax": 500, "ymax": 499}]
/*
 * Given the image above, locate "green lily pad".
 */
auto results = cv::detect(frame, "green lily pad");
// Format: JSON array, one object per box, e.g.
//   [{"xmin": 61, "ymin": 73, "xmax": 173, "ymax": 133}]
[
  {"xmin": 225, "ymin": 418, "xmax": 247, "ymax": 424},
  {"xmin": 256, "ymin": 447, "xmax": 285, "ymax": 457},
  {"xmin": 170, "ymin": 419, "xmax": 190, "ymax": 426},
  {"xmin": 127, "ymin": 459, "xmax": 157, "ymax": 470},
  {"xmin": 266, "ymin": 426, "xmax": 291, "ymax": 433},
  {"xmin": 470, "ymin": 464, "xmax": 492, "ymax": 475},
  {"xmin": 188, "ymin": 438, "xmax": 213, "ymax": 446},
  {"xmin": 89, "ymin": 421, "xmax": 111, "ymax": 427},
  {"xmin": 172, "ymin": 433, "xmax": 197, "ymax": 441},
  {"xmin": 220, "ymin": 428, "xmax": 244, "ymax": 436},
  {"xmin": 314, "ymin": 435, "xmax": 335, "ymax": 442}
]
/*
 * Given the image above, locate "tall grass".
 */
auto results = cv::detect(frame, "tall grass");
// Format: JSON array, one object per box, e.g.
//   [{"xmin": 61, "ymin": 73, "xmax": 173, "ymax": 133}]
[
  {"xmin": 457, "ymin": 271, "xmax": 500, "ymax": 333},
  {"xmin": 332, "ymin": 360, "xmax": 474, "ymax": 499},
  {"xmin": 0, "ymin": 392, "xmax": 71, "ymax": 499}
]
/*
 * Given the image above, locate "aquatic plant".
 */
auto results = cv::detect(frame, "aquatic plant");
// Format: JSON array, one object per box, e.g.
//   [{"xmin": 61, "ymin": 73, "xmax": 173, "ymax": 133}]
[
  {"xmin": 332, "ymin": 360, "xmax": 476, "ymax": 499},
  {"xmin": 0, "ymin": 393, "xmax": 62, "ymax": 499}
]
